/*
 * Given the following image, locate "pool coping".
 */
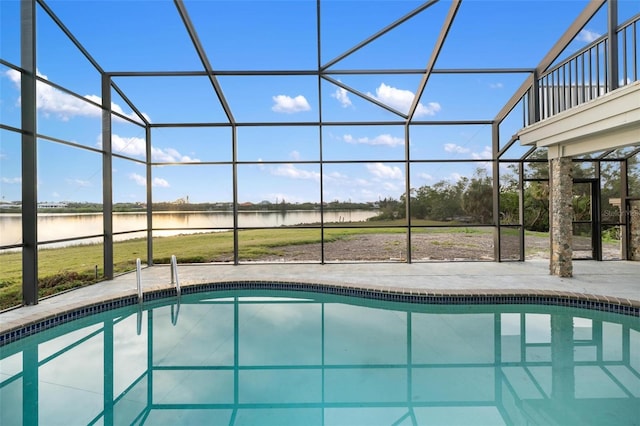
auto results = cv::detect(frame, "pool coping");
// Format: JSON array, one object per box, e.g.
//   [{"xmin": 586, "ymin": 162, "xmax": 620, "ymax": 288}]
[{"xmin": 1, "ymin": 280, "xmax": 638, "ymax": 346}]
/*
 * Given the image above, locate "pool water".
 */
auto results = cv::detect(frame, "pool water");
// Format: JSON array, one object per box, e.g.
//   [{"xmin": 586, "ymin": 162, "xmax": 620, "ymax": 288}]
[{"xmin": 1, "ymin": 290, "xmax": 639, "ymax": 425}]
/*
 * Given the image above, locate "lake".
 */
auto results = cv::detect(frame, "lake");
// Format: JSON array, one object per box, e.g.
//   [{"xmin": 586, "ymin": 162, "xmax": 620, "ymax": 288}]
[{"xmin": 0, "ymin": 210, "xmax": 378, "ymax": 248}]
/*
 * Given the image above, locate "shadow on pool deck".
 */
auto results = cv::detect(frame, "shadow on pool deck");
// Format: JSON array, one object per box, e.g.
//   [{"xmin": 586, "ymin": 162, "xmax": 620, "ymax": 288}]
[{"xmin": 1, "ymin": 259, "xmax": 639, "ymax": 334}]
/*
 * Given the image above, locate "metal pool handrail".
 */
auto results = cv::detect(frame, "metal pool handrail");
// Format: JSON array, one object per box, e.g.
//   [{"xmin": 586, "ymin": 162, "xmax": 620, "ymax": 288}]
[
  {"xmin": 136, "ymin": 256, "xmax": 180, "ymax": 326},
  {"xmin": 170, "ymin": 255, "xmax": 181, "ymax": 326},
  {"xmin": 171, "ymin": 254, "xmax": 181, "ymax": 298},
  {"xmin": 171, "ymin": 301, "xmax": 180, "ymax": 326},
  {"xmin": 136, "ymin": 258, "xmax": 143, "ymax": 304}
]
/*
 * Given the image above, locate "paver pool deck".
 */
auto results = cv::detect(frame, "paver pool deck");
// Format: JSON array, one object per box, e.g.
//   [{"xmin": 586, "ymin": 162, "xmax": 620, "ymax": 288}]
[{"xmin": 1, "ymin": 259, "xmax": 639, "ymax": 335}]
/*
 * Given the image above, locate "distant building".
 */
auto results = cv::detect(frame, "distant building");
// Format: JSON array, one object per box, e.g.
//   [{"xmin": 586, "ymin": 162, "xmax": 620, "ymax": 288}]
[
  {"xmin": 37, "ymin": 202, "xmax": 68, "ymax": 209},
  {"xmin": 173, "ymin": 196, "xmax": 190, "ymax": 204}
]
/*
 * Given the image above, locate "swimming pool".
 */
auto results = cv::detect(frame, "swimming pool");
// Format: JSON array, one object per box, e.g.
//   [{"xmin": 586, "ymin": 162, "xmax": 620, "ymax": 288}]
[{"xmin": 1, "ymin": 289, "xmax": 639, "ymax": 425}]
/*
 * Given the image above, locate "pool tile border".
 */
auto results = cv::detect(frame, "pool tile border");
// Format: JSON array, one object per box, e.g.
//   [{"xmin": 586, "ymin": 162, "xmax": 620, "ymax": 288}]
[{"xmin": 1, "ymin": 281, "xmax": 638, "ymax": 346}]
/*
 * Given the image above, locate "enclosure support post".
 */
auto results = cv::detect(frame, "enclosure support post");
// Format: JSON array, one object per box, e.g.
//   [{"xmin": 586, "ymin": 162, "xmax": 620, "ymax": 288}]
[
  {"xmin": 232, "ymin": 126, "xmax": 239, "ymax": 264},
  {"xmin": 492, "ymin": 123, "xmax": 501, "ymax": 261},
  {"xmin": 518, "ymin": 160, "xmax": 525, "ymax": 261},
  {"xmin": 21, "ymin": 0, "xmax": 38, "ymax": 305},
  {"xmin": 620, "ymin": 160, "xmax": 629, "ymax": 259},
  {"xmin": 405, "ymin": 125, "xmax": 412, "ymax": 263},
  {"xmin": 316, "ymin": 1, "xmax": 325, "ymax": 265},
  {"xmin": 146, "ymin": 125, "xmax": 153, "ymax": 265},
  {"xmin": 102, "ymin": 74, "xmax": 114, "ymax": 279}
]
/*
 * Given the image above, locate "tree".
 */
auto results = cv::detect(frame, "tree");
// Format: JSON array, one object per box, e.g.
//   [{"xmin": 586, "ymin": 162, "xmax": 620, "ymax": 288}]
[
  {"xmin": 499, "ymin": 164, "xmax": 519, "ymax": 225},
  {"xmin": 462, "ymin": 168, "xmax": 493, "ymax": 224},
  {"xmin": 369, "ymin": 197, "xmax": 402, "ymax": 221},
  {"xmin": 524, "ymin": 181, "xmax": 549, "ymax": 231}
]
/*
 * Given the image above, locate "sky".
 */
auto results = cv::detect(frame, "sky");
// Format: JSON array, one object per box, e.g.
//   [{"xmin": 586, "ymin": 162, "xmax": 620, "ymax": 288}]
[{"xmin": 1, "ymin": 0, "xmax": 639, "ymax": 204}]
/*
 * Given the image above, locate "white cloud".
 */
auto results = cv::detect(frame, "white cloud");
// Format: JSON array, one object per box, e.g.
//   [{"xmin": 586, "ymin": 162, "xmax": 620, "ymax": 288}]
[
  {"xmin": 366, "ymin": 163, "xmax": 403, "ymax": 180},
  {"xmin": 359, "ymin": 189, "xmax": 376, "ymax": 199},
  {"xmin": 6, "ymin": 69, "xmax": 20, "ymax": 85},
  {"xmin": 129, "ymin": 173, "xmax": 146, "ymax": 186},
  {"xmin": 1, "ymin": 177, "xmax": 22, "ymax": 184},
  {"xmin": 382, "ymin": 182, "xmax": 400, "ymax": 191},
  {"xmin": 577, "ymin": 29, "xmax": 601, "ymax": 43},
  {"xmin": 66, "ymin": 178, "xmax": 92, "ymax": 187},
  {"xmin": 471, "ymin": 146, "xmax": 492, "ymax": 160},
  {"xmin": 97, "ymin": 134, "xmax": 199, "ymax": 162},
  {"xmin": 153, "ymin": 177, "xmax": 170, "ymax": 187},
  {"xmin": 343, "ymin": 133, "xmax": 404, "ymax": 147},
  {"xmin": 109, "ymin": 135, "xmax": 146, "ymax": 158},
  {"xmin": 271, "ymin": 164, "xmax": 320, "ymax": 181},
  {"xmin": 289, "ymin": 150, "xmax": 301, "ymax": 161},
  {"xmin": 331, "ymin": 86, "xmax": 352, "ymax": 108},
  {"xmin": 368, "ymin": 83, "xmax": 440, "ymax": 117},
  {"xmin": 472, "ymin": 146, "xmax": 493, "ymax": 173},
  {"xmin": 323, "ymin": 170, "xmax": 405, "ymax": 202},
  {"xmin": 449, "ymin": 172, "xmax": 463, "ymax": 182},
  {"xmin": 489, "ymin": 82, "xmax": 503, "ymax": 89},
  {"xmin": 153, "ymin": 146, "xmax": 199, "ymax": 163},
  {"xmin": 499, "ymin": 162, "xmax": 513, "ymax": 174},
  {"xmin": 418, "ymin": 173, "xmax": 433, "ymax": 181},
  {"xmin": 329, "ymin": 171, "xmax": 348, "ymax": 179},
  {"xmin": 444, "ymin": 143, "xmax": 471, "ymax": 154},
  {"xmin": 84, "ymin": 94, "xmax": 149, "ymax": 123},
  {"xmin": 128, "ymin": 173, "xmax": 170, "ymax": 187},
  {"xmin": 271, "ymin": 95, "xmax": 311, "ymax": 113},
  {"xmin": 5, "ymin": 69, "xmax": 148, "ymax": 123},
  {"xmin": 443, "ymin": 144, "xmax": 491, "ymax": 161},
  {"xmin": 418, "ymin": 102, "xmax": 442, "ymax": 116},
  {"xmin": 322, "ymin": 171, "xmax": 373, "ymax": 189}
]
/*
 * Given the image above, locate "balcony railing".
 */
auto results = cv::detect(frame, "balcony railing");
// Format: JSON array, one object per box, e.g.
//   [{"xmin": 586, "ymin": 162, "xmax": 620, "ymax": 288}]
[{"xmin": 537, "ymin": 14, "xmax": 638, "ymax": 121}]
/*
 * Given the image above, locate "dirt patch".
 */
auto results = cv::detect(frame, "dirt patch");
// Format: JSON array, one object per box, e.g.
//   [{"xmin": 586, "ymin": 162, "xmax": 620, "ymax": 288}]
[{"xmin": 254, "ymin": 233, "xmax": 621, "ymax": 262}]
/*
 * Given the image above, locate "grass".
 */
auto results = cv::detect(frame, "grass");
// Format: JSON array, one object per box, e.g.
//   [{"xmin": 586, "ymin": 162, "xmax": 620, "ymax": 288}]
[
  {"xmin": 0, "ymin": 223, "xmax": 534, "ymax": 311},
  {"xmin": 0, "ymin": 227, "xmax": 349, "ymax": 309}
]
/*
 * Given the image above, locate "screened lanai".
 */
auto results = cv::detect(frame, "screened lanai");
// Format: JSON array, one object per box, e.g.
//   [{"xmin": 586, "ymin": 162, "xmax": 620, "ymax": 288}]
[{"xmin": 0, "ymin": 0, "xmax": 639, "ymax": 308}]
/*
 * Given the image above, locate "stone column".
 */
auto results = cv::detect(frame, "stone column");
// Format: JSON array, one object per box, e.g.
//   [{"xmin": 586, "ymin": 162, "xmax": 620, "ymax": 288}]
[
  {"xmin": 549, "ymin": 157, "xmax": 573, "ymax": 277},
  {"xmin": 630, "ymin": 200, "xmax": 640, "ymax": 261}
]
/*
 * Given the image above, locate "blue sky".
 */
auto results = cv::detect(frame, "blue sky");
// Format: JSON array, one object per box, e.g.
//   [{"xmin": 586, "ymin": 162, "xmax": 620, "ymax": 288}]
[{"xmin": 1, "ymin": 0, "xmax": 639, "ymax": 204}]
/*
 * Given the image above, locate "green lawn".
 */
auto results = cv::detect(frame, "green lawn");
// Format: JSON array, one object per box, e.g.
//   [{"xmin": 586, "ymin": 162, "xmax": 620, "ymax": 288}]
[
  {"xmin": 0, "ymin": 224, "xmax": 518, "ymax": 310},
  {"xmin": 0, "ymin": 227, "xmax": 358, "ymax": 309}
]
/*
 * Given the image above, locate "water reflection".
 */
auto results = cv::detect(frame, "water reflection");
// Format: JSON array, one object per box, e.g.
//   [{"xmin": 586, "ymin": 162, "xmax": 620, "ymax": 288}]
[
  {"xmin": 0, "ymin": 292, "xmax": 638, "ymax": 425},
  {"xmin": 0, "ymin": 210, "xmax": 377, "ymax": 247}
]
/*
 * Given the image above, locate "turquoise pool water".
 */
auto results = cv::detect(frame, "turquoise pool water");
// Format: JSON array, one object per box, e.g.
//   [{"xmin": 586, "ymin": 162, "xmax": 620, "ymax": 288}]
[{"xmin": 1, "ymin": 290, "xmax": 639, "ymax": 425}]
